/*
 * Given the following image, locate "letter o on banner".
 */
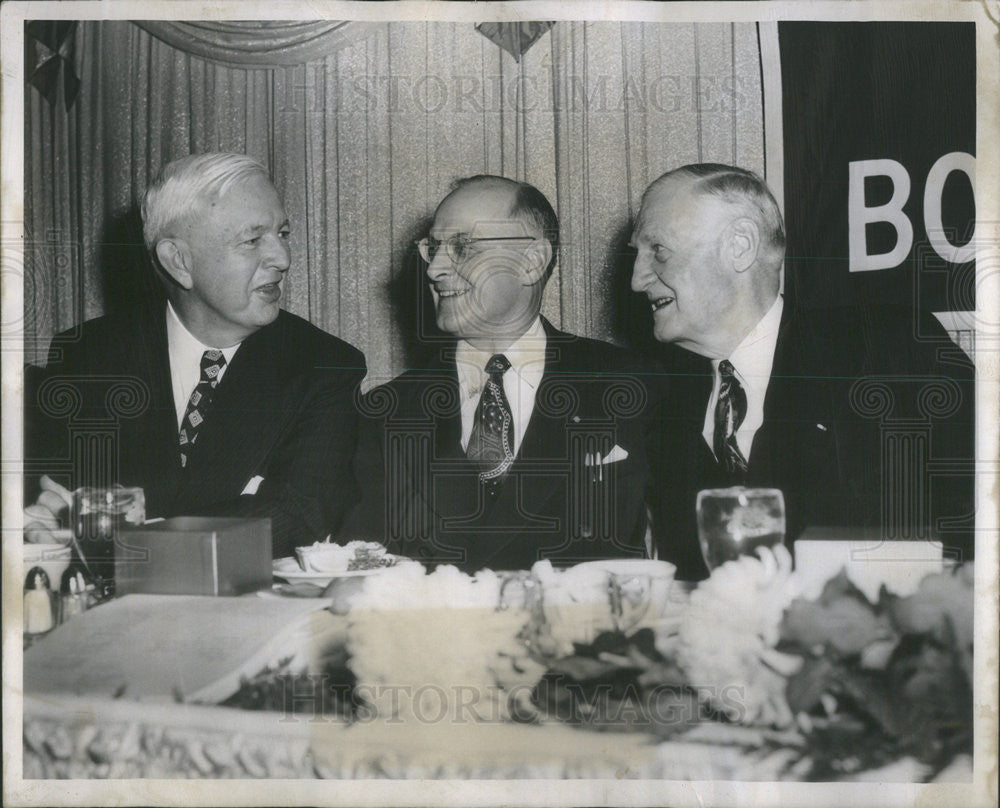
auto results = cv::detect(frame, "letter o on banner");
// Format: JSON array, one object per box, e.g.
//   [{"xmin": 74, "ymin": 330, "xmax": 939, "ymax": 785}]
[{"xmin": 924, "ymin": 151, "xmax": 976, "ymax": 264}]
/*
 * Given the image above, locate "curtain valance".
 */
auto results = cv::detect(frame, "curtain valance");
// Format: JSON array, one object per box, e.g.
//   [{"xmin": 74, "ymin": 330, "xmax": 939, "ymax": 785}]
[{"xmin": 135, "ymin": 21, "xmax": 377, "ymax": 68}]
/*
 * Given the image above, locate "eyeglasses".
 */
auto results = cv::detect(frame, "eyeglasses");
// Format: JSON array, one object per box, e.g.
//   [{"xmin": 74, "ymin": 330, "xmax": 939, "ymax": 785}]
[{"xmin": 416, "ymin": 235, "xmax": 537, "ymax": 265}]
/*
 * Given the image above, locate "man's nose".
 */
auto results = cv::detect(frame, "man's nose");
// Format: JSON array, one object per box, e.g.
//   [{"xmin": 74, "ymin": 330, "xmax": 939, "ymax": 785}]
[
  {"xmin": 631, "ymin": 252, "xmax": 652, "ymax": 293},
  {"xmin": 267, "ymin": 235, "xmax": 291, "ymax": 272},
  {"xmin": 425, "ymin": 250, "xmax": 453, "ymax": 283}
]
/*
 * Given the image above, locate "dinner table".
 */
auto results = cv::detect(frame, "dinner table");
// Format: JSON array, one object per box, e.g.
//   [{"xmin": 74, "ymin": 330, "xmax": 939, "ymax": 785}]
[{"xmin": 20, "ymin": 531, "xmax": 974, "ymax": 783}]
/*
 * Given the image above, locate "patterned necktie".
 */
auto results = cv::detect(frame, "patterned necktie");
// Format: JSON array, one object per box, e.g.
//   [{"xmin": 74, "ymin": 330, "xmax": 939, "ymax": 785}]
[
  {"xmin": 178, "ymin": 349, "xmax": 227, "ymax": 468},
  {"xmin": 466, "ymin": 354, "xmax": 515, "ymax": 486},
  {"xmin": 713, "ymin": 359, "xmax": 749, "ymax": 475}
]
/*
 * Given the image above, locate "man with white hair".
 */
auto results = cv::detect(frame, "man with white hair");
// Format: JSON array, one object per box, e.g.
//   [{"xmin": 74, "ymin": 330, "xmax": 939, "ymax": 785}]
[
  {"xmin": 25, "ymin": 152, "xmax": 365, "ymax": 558},
  {"xmin": 632, "ymin": 163, "xmax": 974, "ymax": 580}
]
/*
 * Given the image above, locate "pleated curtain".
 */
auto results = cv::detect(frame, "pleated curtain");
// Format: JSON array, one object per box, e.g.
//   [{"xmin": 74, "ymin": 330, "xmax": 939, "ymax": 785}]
[{"xmin": 24, "ymin": 20, "xmax": 764, "ymax": 386}]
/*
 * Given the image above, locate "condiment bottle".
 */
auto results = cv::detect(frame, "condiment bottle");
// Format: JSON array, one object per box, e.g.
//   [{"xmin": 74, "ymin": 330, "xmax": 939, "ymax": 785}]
[
  {"xmin": 59, "ymin": 571, "xmax": 88, "ymax": 623},
  {"xmin": 24, "ymin": 567, "xmax": 55, "ymax": 634}
]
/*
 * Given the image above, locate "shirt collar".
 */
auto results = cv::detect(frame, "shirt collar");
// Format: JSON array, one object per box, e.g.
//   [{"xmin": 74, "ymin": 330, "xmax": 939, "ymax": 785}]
[
  {"xmin": 455, "ymin": 316, "xmax": 547, "ymax": 398},
  {"xmin": 713, "ymin": 295, "xmax": 783, "ymax": 395},
  {"xmin": 165, "ymin": 301, "xmax": 242, "ymax": 364}
]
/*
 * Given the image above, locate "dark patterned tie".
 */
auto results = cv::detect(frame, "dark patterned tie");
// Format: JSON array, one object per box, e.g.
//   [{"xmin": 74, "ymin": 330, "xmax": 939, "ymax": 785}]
[
  {"xmin": 467, "ymin": 354, "xmax": 515, "ymax": 486},
  {"xmin": 713, "ymin": 359, "xmax": 748, "ymax": 475},
  {"xmin": 179, "ymin": 349, "xmax": 227, "ymax": 468}
]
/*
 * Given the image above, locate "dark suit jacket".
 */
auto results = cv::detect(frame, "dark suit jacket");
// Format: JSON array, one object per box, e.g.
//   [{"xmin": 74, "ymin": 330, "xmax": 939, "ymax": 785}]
[
  {"xmin": 25, "ymin": 301, "xmax": 367, "ymax": 558},
  {"xmin": 646, "ymin": 303, "xmax": 975, "ymax": 581},
  {"xmin": 340, "ymin": 319, "xmax": 651, "ymax": 572}
]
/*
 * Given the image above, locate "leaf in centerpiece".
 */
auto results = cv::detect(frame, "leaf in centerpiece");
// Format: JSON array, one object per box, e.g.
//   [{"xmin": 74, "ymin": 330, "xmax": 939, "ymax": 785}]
[
  {"xmin": 785, "ymin": 656, "xmax": 840, "ymax": 714},
  {"xmin": 780, "ymin": 571, "xmax": 894, "ymax": 656},
  {"xmin": 548, "ymin": 655, "xmax": 623, "ymax": 681},
  {"xmin": 572, "ymin": 629, "xmax": 632, "ymax": 659},
  {"xmin": 887, "ymin": 566, "xmax": 974, "ymax": 658},
  {"xmin": 628, "ymin": 628, "xmax": 662, "ymax": 660},
  {"xmin": 643, "ymin": 687, "xmax": 707, "ymax": 739},
  {"xmin": 884, "ymin": 632, "xmax": 973, "ymax": 766},
  {"xmin": 532, "ymin": 627, "xmax": 690, "ymax": 734},
  {"xmin": 800, "ymin": 712, "xmax": 900, "ymax": 780},
  {"xmin": 832, "ymin": 666, "xmax": 905, "ymax": 738}
]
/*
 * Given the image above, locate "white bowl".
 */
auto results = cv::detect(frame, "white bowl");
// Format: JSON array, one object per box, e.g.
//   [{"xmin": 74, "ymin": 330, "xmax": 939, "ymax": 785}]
[
  {"xmin": 23, "ymin": 542, "xmax": 73, "ymax": 589},
  {"xmin": 571, "ymin": 559, "xmax": 677, "ymax": 620}
]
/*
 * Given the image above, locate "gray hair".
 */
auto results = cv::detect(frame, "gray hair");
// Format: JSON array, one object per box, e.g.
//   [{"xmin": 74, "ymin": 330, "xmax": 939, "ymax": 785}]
[
  {"xmin": 141, "ymin": 153, "xmax": 270, "ymax": 250},
  {"xmin": 652, "ymin": 163, "xmax": 786, "ymax": 265}
]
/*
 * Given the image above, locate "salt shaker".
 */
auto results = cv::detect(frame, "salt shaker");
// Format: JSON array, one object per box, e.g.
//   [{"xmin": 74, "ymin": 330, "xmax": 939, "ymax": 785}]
[{"xmin": 24, "ymin": 567, "xmax": 55, "ymax": 635}]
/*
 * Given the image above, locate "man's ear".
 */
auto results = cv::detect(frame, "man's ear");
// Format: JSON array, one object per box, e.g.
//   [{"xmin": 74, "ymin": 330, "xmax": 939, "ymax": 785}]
[
  {"xmin": 726, "ymin": 217, "xmax": 760, "ymax": 273},
  {"xmin": 521, "ymin": 239, "xmax": 553, "ymax": 285},
  {"xmin": 154, "ymin": 239, "xmax": 194, "ymax": 290}
]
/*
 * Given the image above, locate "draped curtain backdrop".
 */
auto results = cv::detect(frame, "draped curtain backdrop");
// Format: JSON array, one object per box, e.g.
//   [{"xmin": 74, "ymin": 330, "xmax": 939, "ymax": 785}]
[{"xmin": 25, "ymin": 20, "xmax": 765, "ymax": 384}]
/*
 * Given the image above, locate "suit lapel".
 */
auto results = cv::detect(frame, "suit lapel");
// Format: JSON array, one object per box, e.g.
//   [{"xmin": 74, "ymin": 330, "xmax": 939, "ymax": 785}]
[
  {"xmin": 512, "ymin": 326, "xmax": 569, "ymax": 462},
  {"xmin": 119, "ymin": 305, "xmax": 184, "ymax": 510},
  {"xmin": 405, "ymin": 351, "xmax": 482, "ymax": 526},
  {"xmin": 746, "ymin": 304, "xmax": 795, "ymax": 474},
  {"xmin": 491, "ymin": 320, "xmax": 576, "ymax": 525},
  {"xmin": 665, "ymin": 347, "xmax": 714, "ymax": 469},
  {"xmin": 749, "ymin": 304, "xmax": 834, "ymax": 481}
]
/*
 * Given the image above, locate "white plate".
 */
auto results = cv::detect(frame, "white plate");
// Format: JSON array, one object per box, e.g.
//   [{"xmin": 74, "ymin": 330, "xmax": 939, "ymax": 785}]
[{"xmin": 272, "ymin": 557, "xmax": 399, "ymax": 586}]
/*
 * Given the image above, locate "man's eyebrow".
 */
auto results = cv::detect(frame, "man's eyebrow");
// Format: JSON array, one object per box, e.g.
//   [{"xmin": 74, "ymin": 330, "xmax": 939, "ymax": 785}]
[{"xmin": 236, "ymin": 221, "xmax": 289, "ymax": 239}]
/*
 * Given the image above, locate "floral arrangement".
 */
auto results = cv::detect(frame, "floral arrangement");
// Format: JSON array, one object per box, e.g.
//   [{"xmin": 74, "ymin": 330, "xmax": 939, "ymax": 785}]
[
  {"xmin": 532, "ymin": 548, "xmax": 974, "ymax": 780},
  {"xmin": 676, "ymin": 545, "xmax": 803, "ymax": 726},
  {"xmin": 225, "ymin": 543, "xmax": 975, "ymax": 780}
]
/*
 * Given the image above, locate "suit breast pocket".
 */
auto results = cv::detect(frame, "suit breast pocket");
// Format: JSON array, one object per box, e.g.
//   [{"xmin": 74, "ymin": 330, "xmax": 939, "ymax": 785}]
[{"xmin": 571, "ymin": 448, "xmax": 644, "ymax": 542}]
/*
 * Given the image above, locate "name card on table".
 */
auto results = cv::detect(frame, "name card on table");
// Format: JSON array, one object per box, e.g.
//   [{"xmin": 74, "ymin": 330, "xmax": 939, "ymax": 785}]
[{"xmin": 794, "ymin": 527, "xmax": 944, "ymax": 601}]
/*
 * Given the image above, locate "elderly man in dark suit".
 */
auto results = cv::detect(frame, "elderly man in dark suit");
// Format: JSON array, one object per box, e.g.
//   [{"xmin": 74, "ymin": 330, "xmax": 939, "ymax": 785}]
[
  {"xmin": 632, "ymin": 163, "xmax": 975, "ymax": 580},
  {"xmin": 343, "ymin": 175, "xmax": 650, "ymax": 572},
  {"xmin": 24, "ymin": 152, "xmax": 366, "ymax": 559}
]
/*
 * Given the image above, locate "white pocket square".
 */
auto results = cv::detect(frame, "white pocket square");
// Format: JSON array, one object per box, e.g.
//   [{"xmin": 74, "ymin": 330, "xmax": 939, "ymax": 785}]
[
  {"xmin": 584, "ymin": 445, "xmax": 629, "ymax": 465},
  {"xmin": 241, "ymin": 475, "xmax": 264, "ymax": 496}
]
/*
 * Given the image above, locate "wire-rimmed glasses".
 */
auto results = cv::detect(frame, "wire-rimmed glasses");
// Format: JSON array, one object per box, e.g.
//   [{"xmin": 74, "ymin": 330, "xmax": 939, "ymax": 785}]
[{"xmin": 416, "ymin": 234, "xmax": 537, "ymax": 264}]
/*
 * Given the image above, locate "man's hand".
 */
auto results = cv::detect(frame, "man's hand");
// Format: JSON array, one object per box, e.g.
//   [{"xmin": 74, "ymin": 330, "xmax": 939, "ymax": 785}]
[{"xmin": 23, "ymin": 475, "xmax": 73, "ymax": 544}]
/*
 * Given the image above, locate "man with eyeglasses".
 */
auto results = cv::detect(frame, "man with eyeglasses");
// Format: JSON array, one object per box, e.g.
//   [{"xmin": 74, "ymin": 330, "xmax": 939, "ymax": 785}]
[{"xmin": 341, "ymin": 175, "xmax": 651, "ymax": 572}]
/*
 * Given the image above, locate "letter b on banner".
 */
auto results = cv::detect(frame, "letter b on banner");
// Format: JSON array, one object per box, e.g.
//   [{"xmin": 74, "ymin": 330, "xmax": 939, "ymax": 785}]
[{"xmin": 848, "ymin": 152, "xmax": 975, "ymax": 272}]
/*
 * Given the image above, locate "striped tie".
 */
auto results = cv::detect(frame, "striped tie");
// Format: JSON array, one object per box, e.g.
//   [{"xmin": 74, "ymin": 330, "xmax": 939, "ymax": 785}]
[{"xmin": 713, "ymin": 359, "xmax": 748, "ymax": 475}]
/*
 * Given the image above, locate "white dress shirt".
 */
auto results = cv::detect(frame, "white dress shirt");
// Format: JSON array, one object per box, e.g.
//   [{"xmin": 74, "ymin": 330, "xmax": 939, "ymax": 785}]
[
  {"xmin": 456, "ymin": 316, "xmax": 547, "ymax": 455},
  {"xmin": 702, "ymin": 295, "xmax": 784, "ymax": 462},
  {"xmin": 165, "ymin": 302, "xmax": 241, "ymax": 429}
]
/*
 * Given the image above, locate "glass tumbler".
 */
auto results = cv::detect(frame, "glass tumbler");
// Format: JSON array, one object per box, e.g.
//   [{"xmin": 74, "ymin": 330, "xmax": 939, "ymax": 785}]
[
  {"xmin": 696, "ymin": 486, "xmax": 785, "ymax": 571},
  {"xmin": 70, "ymin": 486, "xmax": 145, "ymax": 599}
]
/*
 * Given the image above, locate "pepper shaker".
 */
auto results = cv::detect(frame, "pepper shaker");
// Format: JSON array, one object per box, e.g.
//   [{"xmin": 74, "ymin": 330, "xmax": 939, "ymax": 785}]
[{"xmin": 59, "ymin": 570, "xmax": 88, "ymax": 623}]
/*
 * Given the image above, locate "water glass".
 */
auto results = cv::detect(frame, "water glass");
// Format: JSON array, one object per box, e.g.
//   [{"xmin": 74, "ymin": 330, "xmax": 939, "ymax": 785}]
[
  {"xmin": 696, "ymin": 487, "xmax": 785, "ymax": 571},
  {"xmin": 71, "ymin": 486, "xmax": 145, "ymax": 598}
]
